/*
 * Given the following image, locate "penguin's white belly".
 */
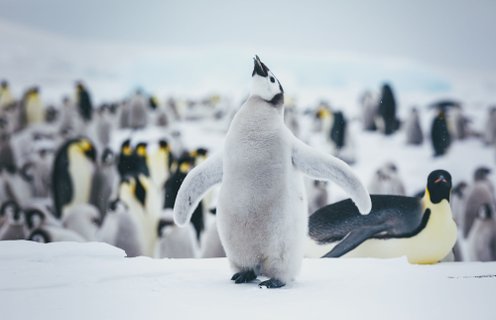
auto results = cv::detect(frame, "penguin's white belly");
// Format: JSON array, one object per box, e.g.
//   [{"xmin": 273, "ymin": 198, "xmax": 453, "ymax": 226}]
[{"xmin": 68, "ymin": 153, "xmax": 94, "ymax": 208}]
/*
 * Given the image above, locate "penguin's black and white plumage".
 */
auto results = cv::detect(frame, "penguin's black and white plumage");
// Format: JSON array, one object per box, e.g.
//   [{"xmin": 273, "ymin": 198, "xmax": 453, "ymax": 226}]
[
  {"xmin": 117, "ymin": 139, "xmax": 135, "ymax": 179},
  {"xmin": 377, "ymin": 83, "xmax": 399, "ymax": 135},
  {"xmin": 330, "ymin": 111, "xmax": 347, "ymax": 151},
  {"xmin": 52, "ymin": 138, "xmax": 97, "ymax": 219},
  {"xmin": 431, "ymin": 109, "xmax": 451, "ymax": 157},
  {"xmin": 174, "ymin": 56, "xmax": 371, "ymax": 288},
  {"xmin": 76, "ymin": 82, "xmax": 93, "ymax": 122},
  {"xmin": 164, "ymin": 153, "xmax": 204, "ymax": 241},
  {"xmin": 148, "ymin": 140, "xmax": 173, "ymax": 189},
  {"xmin": 466, "ymin": 204, "xmax": 496, "ymax": 261},
  {"xmin": 0, "ymin": 200, "xmax": 26, "ymax": 240},
  {"xmin": 119, "ymin": 175, "xmax": 160, "ymax": 256},
  {"xmin": 404, "ymin": 107, "xmax": 424, "ymax": 145},
  {"xmin": 90, "ymin": 148, "xmax": 118, "ymax": 217},
  {"xmin": 133, "ymin": 142, "xmax": 150, "ymax": 177},
  {"xmin": 308, "ymin": 170, "xmax": 457, "ymax": 264},
  {"xmin": 461, "ymin": 167, "xmax": 496, "ymax": 238}
]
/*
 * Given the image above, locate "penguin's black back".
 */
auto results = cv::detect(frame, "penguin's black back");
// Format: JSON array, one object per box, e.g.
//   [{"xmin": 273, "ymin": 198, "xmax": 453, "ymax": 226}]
[
  {"xmin": 309, "ymin": 195, "xmax": 423, "ymax": 244},
  {"xmin": 78, "ymin": 88, "xmax": 93, "ymax": 122},
  {"xmin": 52, "ymin": 140, "xmax": 75, "ymax": 219},
  {"xmin": 431, "ymin": 113, "xmax": 451, "ymax": 156},
  {"xmin": 164, "ymin": 171, "xmax": 204, "ymax": 240},
  {"xmin": 330, "ymin": 112, "xmax": 346, "ymax": 149}
]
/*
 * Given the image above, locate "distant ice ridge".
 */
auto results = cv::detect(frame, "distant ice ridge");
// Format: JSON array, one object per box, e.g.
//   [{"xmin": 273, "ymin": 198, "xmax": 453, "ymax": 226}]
[{"xmin": 1, "ymin": 18, "xmax": 494, "ymax": 108}]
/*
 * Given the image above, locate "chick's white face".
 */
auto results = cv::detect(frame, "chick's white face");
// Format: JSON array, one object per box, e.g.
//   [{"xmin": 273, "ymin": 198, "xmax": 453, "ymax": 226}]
[{"xmin": 251, "ymin": 56, "xmax": 284, "ymax": 105}]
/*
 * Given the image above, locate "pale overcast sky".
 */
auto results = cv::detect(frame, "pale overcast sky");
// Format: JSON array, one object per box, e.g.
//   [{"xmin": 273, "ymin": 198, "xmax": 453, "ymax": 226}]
[{"xmin": 1, "ymin": 0, "xmax": 495, "ymax": 72}]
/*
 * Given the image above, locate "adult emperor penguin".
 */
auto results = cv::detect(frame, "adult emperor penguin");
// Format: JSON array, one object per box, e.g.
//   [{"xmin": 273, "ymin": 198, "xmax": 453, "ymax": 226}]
[
  {"xmin": 308, "ymin": 170, "xmax": 457, "ymax": 264},
  {"xmin": 174, "ymin": 55, "xmax": 371, "ymax": 288},
  {"xmin": 52, "ymin": 138, "xmax": 97, "ymax": 219},
  {"xmin": 431, "ymin": 108, "xmax": 451, "ymax": 157},
  {"xmin": 76, "ymin": 82, "xmax": 93, "ymax": 122},
  {"xmin": 148, "ymin": 140, "xmax": 172, "ymax": 188},
  {"xmin": 119, "ymin": 175, "xmax": 160, "ymax": 256},
  {"xmin": 466, "ymin": 204, "xmax": 496, "ymax": 261},
  {"xmin": 117, "ymin": 139, "xmax": 135, "ymax": 179}
]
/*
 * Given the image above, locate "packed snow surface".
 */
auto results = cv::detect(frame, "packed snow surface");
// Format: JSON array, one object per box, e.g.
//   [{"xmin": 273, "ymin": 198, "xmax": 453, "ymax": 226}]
[{"xmin": 0, "ymin": 241, "xmax": 494, "ymax": 320}]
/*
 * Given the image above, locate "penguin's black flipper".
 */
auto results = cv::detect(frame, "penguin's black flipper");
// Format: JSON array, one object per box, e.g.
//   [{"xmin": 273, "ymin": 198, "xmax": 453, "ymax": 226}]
[{"xmin": 323, "ymin": 225, "xmax": 387, "ymax": 258}]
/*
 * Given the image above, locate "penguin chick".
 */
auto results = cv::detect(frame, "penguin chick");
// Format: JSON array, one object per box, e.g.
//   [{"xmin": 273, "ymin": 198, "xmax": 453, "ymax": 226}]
[
  {"xmin": 174, "ymin": 56, "xmax": 370, "ymax": 288},
  {"xmin": 462, "ymin": 167, "xmax": 496, "ymax": 238},
  {"xmin": 309, "ymin": 170, "xmax": 457, "ymax": 264},
  {"xmin": 200, "ymin": 209, "xmax": 226, "ymax": 258},
  {"xmin": 148, "ymin": 140, "xmax": 172, "ymax": 189},
  {"xmin": 28, "ymin": 226, "xmax": 86, "ymax": 243},
  {"xmin": 62, "ymin": 203, "xmax": 101, "ymax": 241},
  {"xmin": 117, "ymin": 139, "xmax": 135, "ymax": 179},
  {"xmin": 466, "ymin": 204, "xmax": 496, "ymax": 261},
  {"xmin": 157, "ymin": 213, "xmax": 198, "ymax": 258},
  {"xmin": 368, "ymin": 163, "xmax": 406, "ymax": 196},
  {"xmin": 0, "ymin": 201, "xmax": 26, "ymax": 240},
  {"xmin": 404, "ymin": 107, "xmax": 424, "ymax": 145},
  {"xmin": 90, "ymin": 148, "xmax": 119, "ymax": 217},
  {"xmin": 98, "ymin": 199, "xmax": 144, "ymax": 257},
  {"xmin": 52, "ymin": 138, "xmax": 97, "ymax": 219}
]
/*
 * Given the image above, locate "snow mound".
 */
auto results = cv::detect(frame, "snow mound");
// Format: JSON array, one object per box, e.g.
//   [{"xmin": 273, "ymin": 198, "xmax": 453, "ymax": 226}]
[{"xmin": 0, "ymin": 241, "xmax": 494, "ymax": 320}]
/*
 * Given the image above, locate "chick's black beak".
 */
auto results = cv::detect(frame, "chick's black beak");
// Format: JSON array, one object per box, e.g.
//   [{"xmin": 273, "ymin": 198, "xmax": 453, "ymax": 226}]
[{"xmin": 252, "ymin": 55, "xmax": 268, "ymax": 77}]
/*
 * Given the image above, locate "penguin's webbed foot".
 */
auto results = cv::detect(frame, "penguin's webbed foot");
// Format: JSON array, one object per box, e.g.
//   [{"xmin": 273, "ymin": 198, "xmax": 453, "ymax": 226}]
[
  {"xmin": 258, "ymin": 278, "xmax": 285, "ymax": 289},
  {"xmin": 231, "ymin": 270, "xmax": 257, "ymax": 284}
]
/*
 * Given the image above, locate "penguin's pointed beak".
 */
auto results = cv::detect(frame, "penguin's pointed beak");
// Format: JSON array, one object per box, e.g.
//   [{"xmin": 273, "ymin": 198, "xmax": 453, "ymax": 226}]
[
  {"xmin": 252, "ymin": 55, "xmax": 268, "ymax": 77},
  {"xmin": 434, "ymin": 175, "xmax": 448, "ymax": 184}
]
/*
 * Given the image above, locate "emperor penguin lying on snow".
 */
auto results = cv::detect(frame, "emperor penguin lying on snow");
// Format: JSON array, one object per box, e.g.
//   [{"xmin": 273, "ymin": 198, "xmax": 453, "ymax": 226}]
[
  {"xmin": 174, "ymin": 55, "xmax": 371, "ymax": 289},
  {"xmin": 308, "ymin": 170, "xmax": 457, "ymax": 264}
]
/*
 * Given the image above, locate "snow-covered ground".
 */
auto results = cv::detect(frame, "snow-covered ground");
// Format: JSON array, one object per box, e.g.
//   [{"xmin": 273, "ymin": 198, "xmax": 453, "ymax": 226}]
[{"xmin": 0, "ymin": 241, "xmax": 494, "ymax": 320}]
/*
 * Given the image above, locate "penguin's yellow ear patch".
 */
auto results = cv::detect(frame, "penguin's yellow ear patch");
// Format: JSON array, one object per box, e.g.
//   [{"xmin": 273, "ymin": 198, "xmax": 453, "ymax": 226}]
[
  {"xmin": 190, "ymin": 150, "xmax": 198, "ymax": 158},
  {"xmin": 123, "ymin": 146, "xmax": 132, "ymax": 156},
  {"xmin": 136, "ymin": 146, "xmax": 147, "ymax": 157},
  {"xmin": 179, "ymin": 162, "xmax": 191, "ymax": 173},
  {"xmin": 79, "ymin": 139, "xmax": 92, "ymax": 152}
]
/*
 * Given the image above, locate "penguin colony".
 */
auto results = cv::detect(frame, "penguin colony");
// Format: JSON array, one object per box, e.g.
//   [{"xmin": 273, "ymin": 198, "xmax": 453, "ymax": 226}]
[{"xmin": 0, "ymin": 56, "xmax": 495, "ymax": 273}]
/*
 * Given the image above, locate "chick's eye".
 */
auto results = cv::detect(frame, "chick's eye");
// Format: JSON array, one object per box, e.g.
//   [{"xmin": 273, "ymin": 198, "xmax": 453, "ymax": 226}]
[{"xmin": 270, "ymin": 77, "xmax": 275, "ymax": 83}]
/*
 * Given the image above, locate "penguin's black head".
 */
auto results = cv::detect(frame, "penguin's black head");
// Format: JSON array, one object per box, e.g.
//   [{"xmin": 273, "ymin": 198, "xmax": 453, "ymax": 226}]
[
  {"xmin": 29, "ymin": 229, "xmax": 51, "ymax": 243},
  {"xmin": 0, "ymin": 80, "xmax": 7, "ymax": 89},
  {"xmin": 159, "ymin": 139, "xmax": 170, "ymax": 152},
  {"xmin": 176, "ymin": 153, "xmax": 195, "ymax": 174},
  {"xmin": 1, "ymin": 200, "xmax": 19, "ymax": 218},
  {"xmin": 78, "ymin": 138, "xmax": 96, "ymax": 161},
  {"xmin": 474, "ymin": 167, "xmax": 491, "ymax": 181},
  {"xmin": 426, "ymin": 170, "xmax": 452, "ymax": 204},
  {"xmin": 108, "ymin": 198, "xmax": 127, "ymax": 213},
  {"xmin": 135, "ymin": 142, "xmax": 148, "ymax": 158},
  {"xmin": 24, "ymin": 209, "xmax": 46, "ymax": 230},
  {"xmin": 251, "ymin": 55, "xmax": 284, "ymax": 107},
  {"xmin": 121, "ymin": 139, "xmax": 133, "ymax": 156}
]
